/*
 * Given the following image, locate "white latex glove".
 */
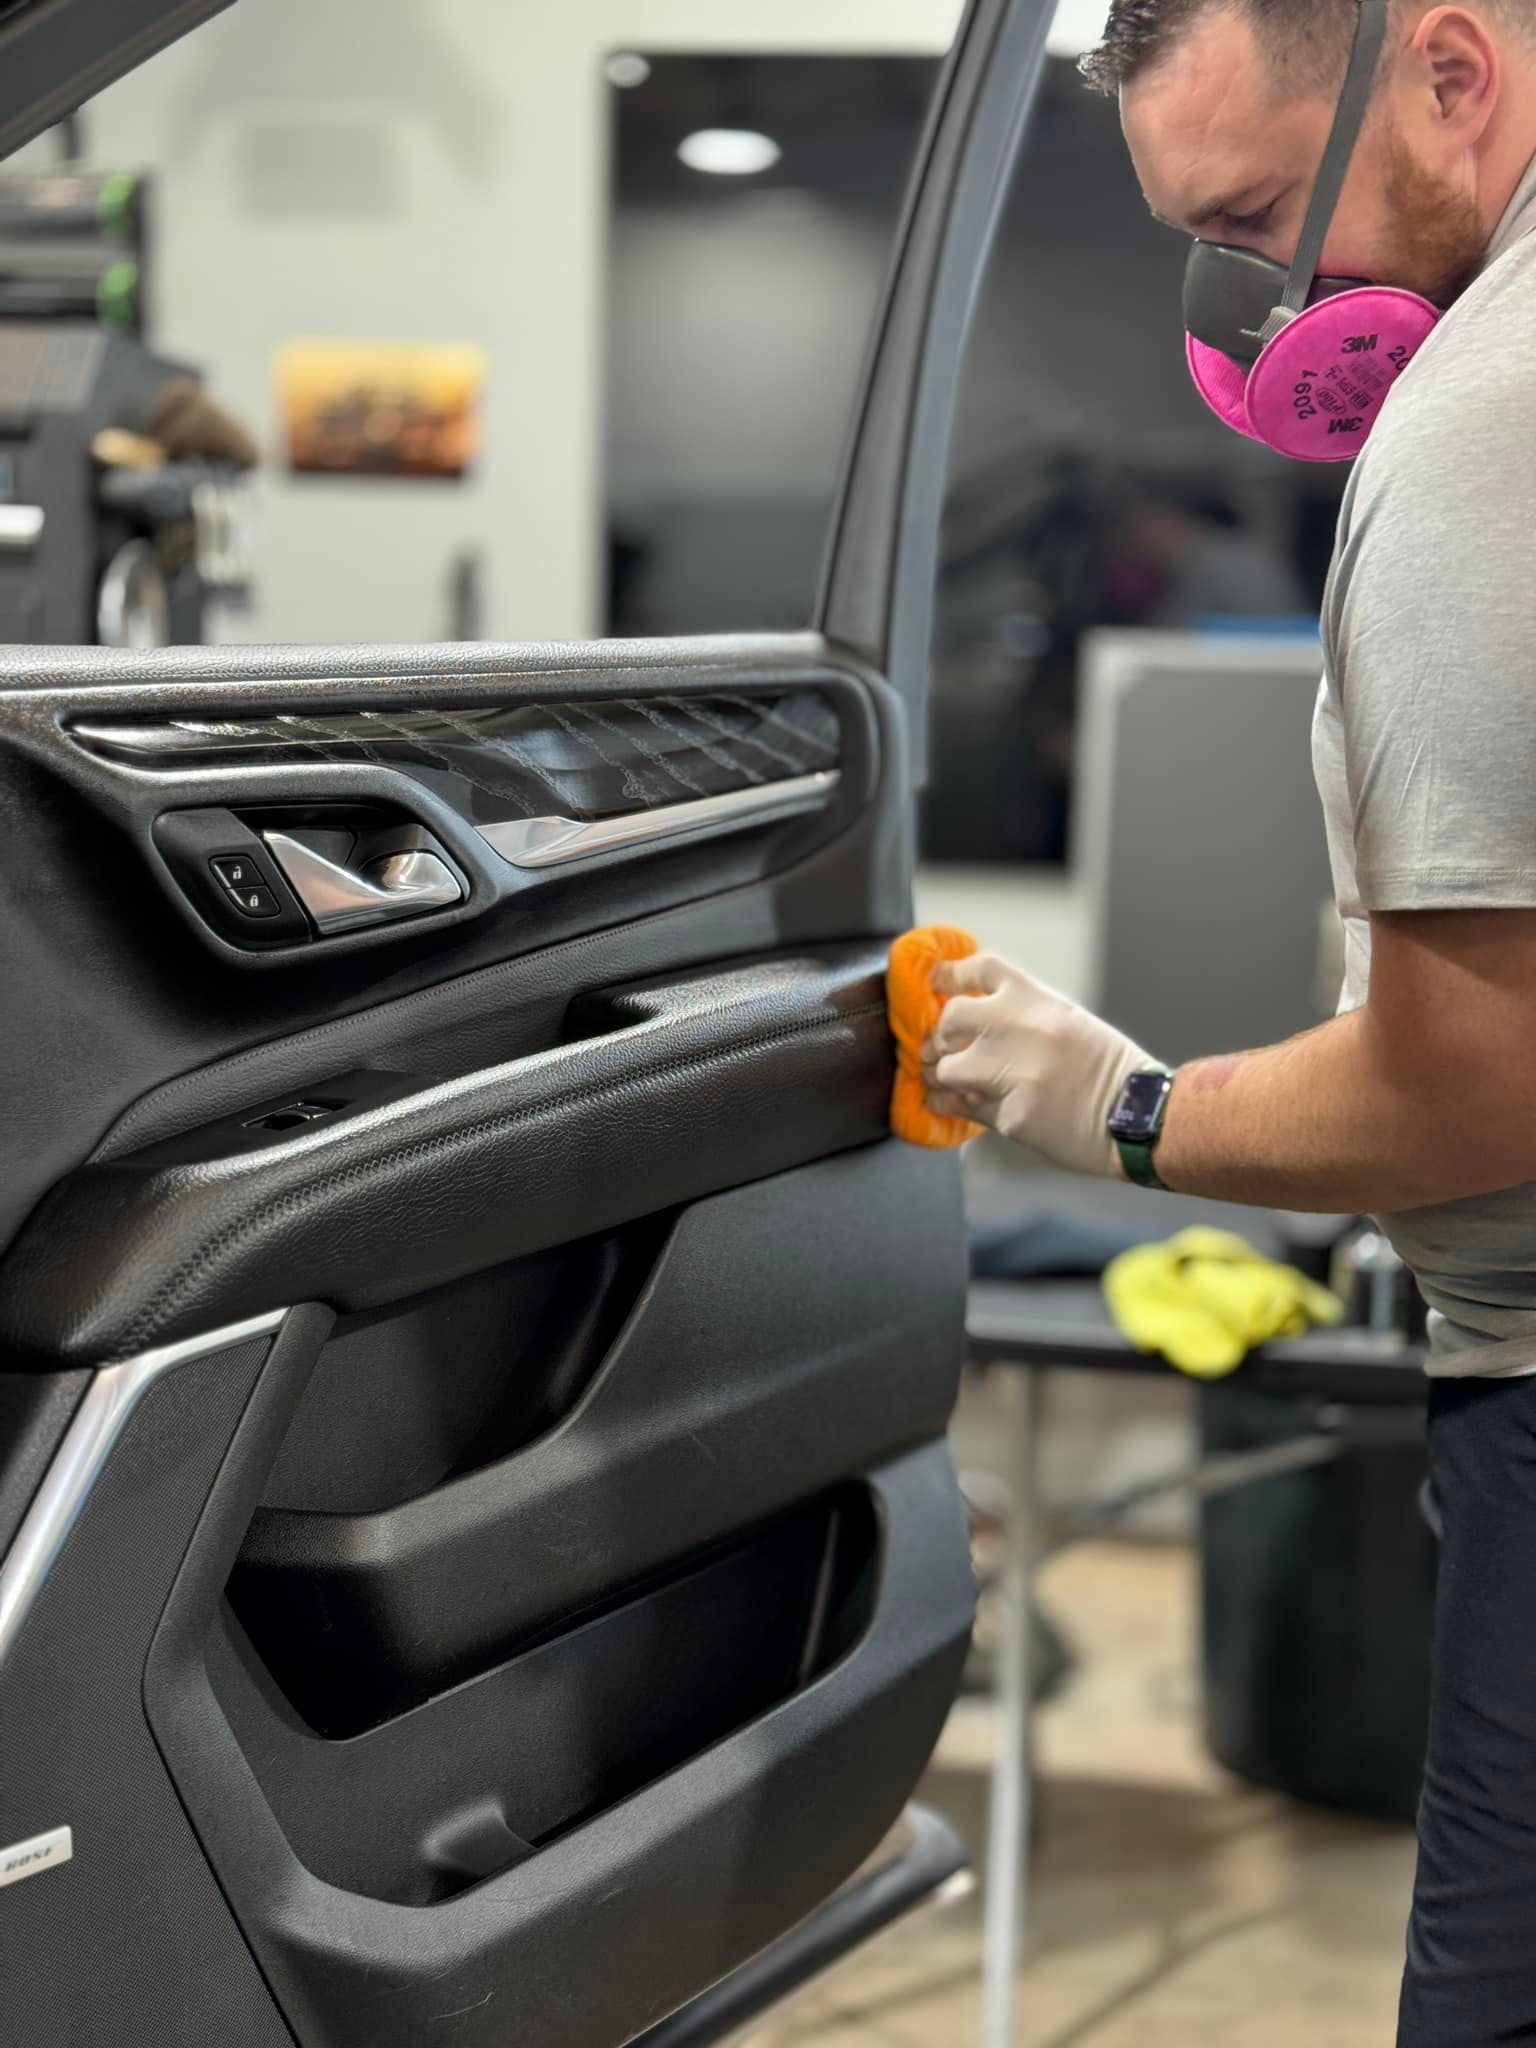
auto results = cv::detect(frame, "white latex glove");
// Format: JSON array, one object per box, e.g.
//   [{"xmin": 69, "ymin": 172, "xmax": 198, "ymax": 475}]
[{"xmin": 921, "ymin": 952, "xmax": 1155, "ymax": 1177}]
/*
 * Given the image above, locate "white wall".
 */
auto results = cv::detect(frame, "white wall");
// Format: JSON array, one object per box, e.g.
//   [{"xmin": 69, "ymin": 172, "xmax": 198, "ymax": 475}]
[{"xmin": 22, "ymin": 0, "xmax": 965, "ymax": 647}]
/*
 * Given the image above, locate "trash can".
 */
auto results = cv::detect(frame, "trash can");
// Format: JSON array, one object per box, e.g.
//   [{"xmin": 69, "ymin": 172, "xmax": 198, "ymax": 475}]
[{"xmin": 1198, "ymin": 1377, "xmax": 1435, "ymax": 1823}]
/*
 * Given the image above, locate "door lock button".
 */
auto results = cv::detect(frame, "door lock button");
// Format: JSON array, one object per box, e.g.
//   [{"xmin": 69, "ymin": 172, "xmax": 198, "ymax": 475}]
[
  {"xmin": 229, "ymin": 885, "xmax": 279, "ymax": 919},
  {"xmin": 211, "ymin": 854, "xmax": 260, "ymax": 889},
  {"xmin": 209, "ymin": 850, "xmax": 283, "ymax": 919},
  {"xmin": 155, "ymin": 809, "xmax": 312, "ymax": 946}
]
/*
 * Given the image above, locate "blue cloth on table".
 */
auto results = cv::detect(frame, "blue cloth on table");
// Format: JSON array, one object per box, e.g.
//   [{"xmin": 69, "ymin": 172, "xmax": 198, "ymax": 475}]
[{"xmin": 968, "ymin": 1210, "xmax": 1163, "ymax": 1281}]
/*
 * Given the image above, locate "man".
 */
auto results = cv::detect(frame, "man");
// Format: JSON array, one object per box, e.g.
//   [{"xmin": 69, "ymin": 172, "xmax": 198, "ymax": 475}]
[{"xmin": 922, "ymin": 2, "xmax": 1536, "ymax": 2038}]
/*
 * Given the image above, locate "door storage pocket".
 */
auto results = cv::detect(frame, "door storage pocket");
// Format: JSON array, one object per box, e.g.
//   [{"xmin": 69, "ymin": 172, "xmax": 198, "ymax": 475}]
[{"xmin": 210, "ymin": 1485, "xmax": 879, "ymax": 1906}]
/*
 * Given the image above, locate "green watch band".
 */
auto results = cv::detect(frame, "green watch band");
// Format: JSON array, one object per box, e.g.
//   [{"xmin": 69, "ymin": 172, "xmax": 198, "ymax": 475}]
[
  {"xmin": 1108, "ymin": 1066, "xmax": 1176, "ymax": 1191},
  {"xmin": 1116, "ymin": 1132, "xmax": 1171, "ymax": 1192}
]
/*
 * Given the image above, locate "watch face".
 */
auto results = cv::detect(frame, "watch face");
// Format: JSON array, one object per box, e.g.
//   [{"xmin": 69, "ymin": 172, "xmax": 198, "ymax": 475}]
[{"xmin": 1108, "ymin": 1069, "xmax": 1174, "ymax": 1142}]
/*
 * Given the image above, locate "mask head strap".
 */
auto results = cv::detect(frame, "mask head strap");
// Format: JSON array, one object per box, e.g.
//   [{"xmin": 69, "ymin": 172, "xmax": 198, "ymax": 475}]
[{"xmin": 1254, "ymin": 0, "xmax": 1390, "ymax": 343}]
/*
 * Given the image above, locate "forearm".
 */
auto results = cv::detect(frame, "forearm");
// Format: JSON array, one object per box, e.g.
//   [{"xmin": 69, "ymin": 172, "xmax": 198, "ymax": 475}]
[
  {"xmin": 926, "ymin": 915, "xmax": 1536, "ymax": 1208},
  {"xmin": 1155, "ymin": 1007, "xmax": 1517, "ymax": 1213}
]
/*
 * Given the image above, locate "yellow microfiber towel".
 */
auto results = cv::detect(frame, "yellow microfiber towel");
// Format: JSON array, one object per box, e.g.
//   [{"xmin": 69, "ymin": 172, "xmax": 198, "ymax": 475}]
[{"xmin": 1103, "ymin": 1227, "xmax": 1344, "ymax": 1379}]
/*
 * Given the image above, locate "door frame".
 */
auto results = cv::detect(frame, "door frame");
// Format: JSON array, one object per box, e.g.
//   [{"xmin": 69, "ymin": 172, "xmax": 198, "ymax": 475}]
[{"xmin": 819, "ymin": 0, "xmax": 1054, "ymax": 781}]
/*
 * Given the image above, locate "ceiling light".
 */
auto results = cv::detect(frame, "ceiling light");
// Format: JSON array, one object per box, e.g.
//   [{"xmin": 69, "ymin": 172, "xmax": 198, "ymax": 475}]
[
  {"xmin": 605, "ymin": 52, "xmax": 651, "ymax": 89},
  {"xmin": 676, "ymin": 129, "xmax": 782, "ymax": 177}
]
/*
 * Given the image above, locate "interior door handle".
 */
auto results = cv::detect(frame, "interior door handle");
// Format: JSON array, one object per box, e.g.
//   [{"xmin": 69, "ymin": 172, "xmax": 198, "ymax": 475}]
[{"xmin": 264, "ymin": 831, "xmax": 463, "ymax": 934}]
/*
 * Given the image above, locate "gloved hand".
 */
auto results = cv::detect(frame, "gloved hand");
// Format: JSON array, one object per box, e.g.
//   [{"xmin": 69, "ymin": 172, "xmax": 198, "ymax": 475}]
[{"xmin": 921, "ymin": 952, "xmax": 1156, "ymax": 1178}]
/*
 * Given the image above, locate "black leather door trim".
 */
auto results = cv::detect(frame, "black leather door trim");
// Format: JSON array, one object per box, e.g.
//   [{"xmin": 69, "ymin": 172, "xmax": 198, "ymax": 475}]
[{"xmin": 0, "ymin": 947, "xmax": 893, "ymax": 1366}]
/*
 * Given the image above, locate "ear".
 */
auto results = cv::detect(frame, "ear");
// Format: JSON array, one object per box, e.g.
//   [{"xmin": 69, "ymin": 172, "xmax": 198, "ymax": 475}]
[{"xmin": 1409, "ymin": 6, "xmax": 1499, "ymax": 145}]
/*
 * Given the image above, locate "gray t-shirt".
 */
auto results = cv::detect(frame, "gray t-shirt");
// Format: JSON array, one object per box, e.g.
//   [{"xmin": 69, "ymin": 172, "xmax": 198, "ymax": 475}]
[{"xmin": 1316, "ymin": 155, "xmax": 1536, "ymax": 1376}]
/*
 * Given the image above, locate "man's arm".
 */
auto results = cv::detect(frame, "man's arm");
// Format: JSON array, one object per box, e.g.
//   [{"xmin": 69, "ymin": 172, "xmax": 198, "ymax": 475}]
[
  {"xmin": 1156, "ymin": 907, "xmax": 1536, "ymax": 1212},
  {"xmin": 924, "ymin": 909, "xmax": 1536, "ymax": 1214}
]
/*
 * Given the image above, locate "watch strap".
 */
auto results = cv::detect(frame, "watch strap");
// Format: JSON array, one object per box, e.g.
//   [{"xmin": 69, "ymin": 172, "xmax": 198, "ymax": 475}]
[
  {"xmin": 1116, "ymin": 1134, "xmax": 1171, "ymax": 1192},
  {"xmin": 1111, "ymin": 1064, "xmax": 1175, "ymax": 1191}
]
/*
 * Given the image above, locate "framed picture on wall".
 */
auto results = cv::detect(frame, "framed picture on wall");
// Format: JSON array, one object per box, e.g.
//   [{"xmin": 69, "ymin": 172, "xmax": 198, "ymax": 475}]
[{"xmin": 275, "ymin": 339, "xmax": 486, "ymax": 480}]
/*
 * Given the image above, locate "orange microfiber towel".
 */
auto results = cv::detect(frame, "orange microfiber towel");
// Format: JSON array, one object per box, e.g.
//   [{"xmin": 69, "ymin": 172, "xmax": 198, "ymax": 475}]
[{"xmin": 888, "ymin": 925, "xmax": 986, "ymax": 1149}]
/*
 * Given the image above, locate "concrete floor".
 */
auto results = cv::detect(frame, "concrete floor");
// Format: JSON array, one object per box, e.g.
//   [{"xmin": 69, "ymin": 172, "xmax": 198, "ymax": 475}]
[{"xmin": 751, "ymin": 1540, "xmax": 1418, "ymax": 2048}]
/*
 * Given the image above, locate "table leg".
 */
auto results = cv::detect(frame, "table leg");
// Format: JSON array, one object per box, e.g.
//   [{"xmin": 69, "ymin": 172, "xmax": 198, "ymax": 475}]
[{"xmin": 981, "ymin": 1364, "xmax": 1042, "ymax": 2048}]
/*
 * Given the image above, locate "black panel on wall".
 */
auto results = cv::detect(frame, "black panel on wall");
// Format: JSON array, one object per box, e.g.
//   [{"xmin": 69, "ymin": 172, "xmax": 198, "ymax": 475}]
[
  {"xmin": 604, "ymin": 54, "xmax": 933, "ymax": 640},
  {"xmin": 604, "ymin": 53, "xmax": 1346, "ymax": 866}
]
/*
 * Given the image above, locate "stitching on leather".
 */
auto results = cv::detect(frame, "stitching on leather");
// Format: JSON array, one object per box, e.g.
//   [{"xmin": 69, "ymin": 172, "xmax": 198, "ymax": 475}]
[{"xmin": 113, "ymin": 1000, "xmax": 890, "ymax": 1355}]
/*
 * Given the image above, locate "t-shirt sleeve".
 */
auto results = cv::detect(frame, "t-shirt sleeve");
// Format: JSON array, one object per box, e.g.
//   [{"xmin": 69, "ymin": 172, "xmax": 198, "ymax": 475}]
[{"xmin": 1324, "ymin": 317, "xmax": 1536, "ymax": 914}]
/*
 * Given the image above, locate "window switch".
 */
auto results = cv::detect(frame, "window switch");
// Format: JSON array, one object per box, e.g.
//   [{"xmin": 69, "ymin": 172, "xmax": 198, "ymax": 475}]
[
  {"xmin": 229, "ymin": 885, "xmax": 279, "ymax": 919},
  {"xmin": 241, "ymin": 1101, "xmax": 333, "ymax": 1132}
]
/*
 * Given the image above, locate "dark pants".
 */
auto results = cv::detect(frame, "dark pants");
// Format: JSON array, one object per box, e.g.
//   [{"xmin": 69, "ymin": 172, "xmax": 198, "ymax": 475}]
[{"xmin": 1399, "ymin": 1373, "xmax": 1536, "ymax": 2044}]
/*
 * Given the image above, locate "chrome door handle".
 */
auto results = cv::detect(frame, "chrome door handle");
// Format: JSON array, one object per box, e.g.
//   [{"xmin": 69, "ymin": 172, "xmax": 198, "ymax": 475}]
[
  {"xmin": 264, "ymin": 831, "xmax": 462, "ymax": 934},
  {"xmin": 475, "ymin": 769, "xmax": 839, "ymax": 871}
]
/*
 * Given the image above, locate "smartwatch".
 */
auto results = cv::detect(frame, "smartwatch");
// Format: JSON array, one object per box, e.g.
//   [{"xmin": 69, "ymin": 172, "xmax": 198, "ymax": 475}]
[{"xmin": 1107, "ymin": 1067, "xmax": 1176, "ymax": 1191}]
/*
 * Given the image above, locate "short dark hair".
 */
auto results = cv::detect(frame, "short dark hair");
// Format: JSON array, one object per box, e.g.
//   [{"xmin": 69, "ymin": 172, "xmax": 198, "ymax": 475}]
[{"xmin": 1079, "ymin": 0, "xmax": 1361, "ymax": 97}]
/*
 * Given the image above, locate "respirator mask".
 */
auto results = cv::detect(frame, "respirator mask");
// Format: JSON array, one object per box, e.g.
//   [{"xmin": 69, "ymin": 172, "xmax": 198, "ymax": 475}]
[{"xmin": 1183, "ymin": 0, "xmax": 1439, "ymax": 460}]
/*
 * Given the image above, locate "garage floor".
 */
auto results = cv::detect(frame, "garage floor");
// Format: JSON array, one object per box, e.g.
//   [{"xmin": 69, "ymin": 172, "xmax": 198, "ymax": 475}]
[{"xmin": 753, "ymin": 1540, "xmax": 1418, "ymax": 2048}]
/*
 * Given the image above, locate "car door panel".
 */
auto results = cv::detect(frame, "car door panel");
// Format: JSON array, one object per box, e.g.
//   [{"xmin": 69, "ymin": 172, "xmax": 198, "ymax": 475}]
[
  {"xmin": 0, "ymin": 637, "xmax": 969, "ymax": 2048},
  {"xmin": 0, "ymin": 0, "xmax": 1056, "ymax": 2037}
]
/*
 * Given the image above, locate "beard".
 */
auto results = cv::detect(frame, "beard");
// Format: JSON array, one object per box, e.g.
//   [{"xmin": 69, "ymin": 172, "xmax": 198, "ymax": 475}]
[{"xmin": 1381, "ymin": 128, "xmax": 1486, "ymax": 307}]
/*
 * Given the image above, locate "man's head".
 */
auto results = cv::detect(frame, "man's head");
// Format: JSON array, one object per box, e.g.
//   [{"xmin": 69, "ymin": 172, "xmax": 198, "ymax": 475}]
[{"xmin": 1087, "ymin": 2, "xmax": 1536, "ymax": 308}]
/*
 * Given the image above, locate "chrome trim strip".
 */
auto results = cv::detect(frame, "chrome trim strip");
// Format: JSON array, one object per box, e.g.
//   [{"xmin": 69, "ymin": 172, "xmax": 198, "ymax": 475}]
[
  {"xmin": 0, "ymin": 504, "xmax": 44, "ymax": 552},
  {"xmin": 0, "ymin": 1309, "xmax": 288, "ymax": 1673},
  {"xmin": 69, "ymin": 719, "xmax": 286, "ymax": 755},
  {"xmin": 477, "ymin": 769, "xmax": 840, "ymax": 870}
]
